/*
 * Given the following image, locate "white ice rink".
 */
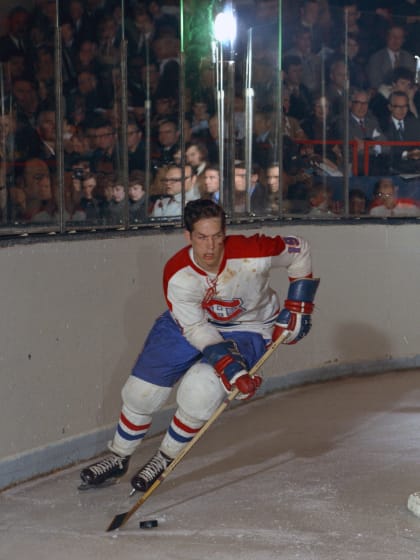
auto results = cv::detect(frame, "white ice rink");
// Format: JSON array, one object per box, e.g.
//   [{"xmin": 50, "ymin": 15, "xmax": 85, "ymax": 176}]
[{"xmin": 1, "ymin": 369, "xmax": 420, "ymax": 560}]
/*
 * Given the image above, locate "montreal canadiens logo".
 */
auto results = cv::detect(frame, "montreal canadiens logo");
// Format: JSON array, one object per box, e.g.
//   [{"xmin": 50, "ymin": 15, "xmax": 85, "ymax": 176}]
[{"xmin": 202, "ymin": 298, "xmax": 245, "ymax": 321}]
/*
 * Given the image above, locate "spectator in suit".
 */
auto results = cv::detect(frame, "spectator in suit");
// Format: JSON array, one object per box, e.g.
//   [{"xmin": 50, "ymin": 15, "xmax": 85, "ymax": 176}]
[
  {"xmin": 204, "ymin": 114, "xmax": 221, "ymax": 165},
  {"xmin": 334, "ymin": 88, "xmax": 387, "ymax": 175},
  {"xmin": 282, "ymin": 55, "xmax": 313, "ymax": 123},
  {"xmin": 369, "ymin": 67, "xmax": 420, "ymax": 132},
  {"xmin": 0, "ymin": 6, "xmax": 31, "ymax": 64},
  {"xmin": 153, "ymin": 118, "xmax": 180, "ymax": 167},
  {"xmin": 96, "ymin": 14, "xmax": 121, "ymax": 69},
  {"xmin": 335, "ymin": 33, "xmax": 369, "ymax": 90},
  {"xmin": 67, "ymin": 69, "xmax": 112, "ymax": 122},
  {"xmin": 301, "ymin": 94, "xmax": 343, "ymax": 172},
  {"xmin": 89, "ymin": 117, "xmax": 120, "ymax": 179},
  {"xmin": 72, "ymin": 171, "xmax": 103, "ymax": 223},
  {"xmin": 34, "ymin": 108, "xmax": 57, "ymax": 166},
  {"xmin": 249, "ymin": 163, "xmax": 267, "ymax": 214},
  {"xmin": 285, "ymin": 0, "xmax": 329, "ymax": 54},
  {"xmin": 12, "ymin": 77, "xmax": 40, "ymax": 129},
  {"xmin": 127, "ymin": 116, "xmax": 146, "ymax": 172},
  {"xmin": 126, "ymin": 5, "xmax": 156, "ymax": 59},
  {"xmin": 367, "ymin": 24, "xmax": 416, "ymax": 90},
  {"xmin": 392, "ymin": 0, "xmax": 420, "ymax": 54},
  {"xmin": 150, "ymin": 164, "xmax": 199, "ymax": 218},
  {"xmin": 67, "ymin": 0, "xmax": 93, "ymax": 44},
  {"xmin": 202, "ymin": 164, "xmax": 220, "ymax": 202},
  {"xmin": 232, "ymin": 161, "xmax": 267, "ymax": 215},
  {"xmin": 33, "ymin": 46, "xmax": 55, "ymax": 103},
  {"xmin": 60, "ymin": 18, "xmax": 79, "ymax": 95},
  {"xmin": 74, "ymin": 39, "xmax": 103, "ymax": 76},
  {"xmin": 253, "ymin": 109, "xmax": 276, "ymax": 169},
  {"xmin": 383, "ymin": 90, "xmax": 420, "ymax": 174},
  {"xmin": 325, "ymin": 58, "xmax": 347, "ymax": 119},
  {"xmin": 282, "ymin": 89, "xmax": 307, "ymax": 141},
  {"xmin": 185, "ymin": 140, "xmax": 208, "ymax": 177},
  {"xmin": 284, "ymin": 25, "xmax": 323, "ymax": 93},
  {"xmin": 331, "ymin": 2, "xmax": 374, "ymax": 61},
  {"xmin": 146, "ymin": 0, "xmax": 179, "ymax": 38}
]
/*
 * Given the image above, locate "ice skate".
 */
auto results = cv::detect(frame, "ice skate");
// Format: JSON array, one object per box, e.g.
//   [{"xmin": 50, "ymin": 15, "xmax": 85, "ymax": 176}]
[
  {"xmin": 131, "ymin": 450, "xmax": 173, "ymax": 493},
  {"xmin": 79, "ymin": 453, "xmax": 129, "ymax": 490}
]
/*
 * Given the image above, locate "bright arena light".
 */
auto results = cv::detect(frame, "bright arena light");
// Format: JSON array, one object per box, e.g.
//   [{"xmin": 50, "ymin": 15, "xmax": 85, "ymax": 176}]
[{"xmin": 214, "ymin": 7, "xmax": 237, "ymax": 44}]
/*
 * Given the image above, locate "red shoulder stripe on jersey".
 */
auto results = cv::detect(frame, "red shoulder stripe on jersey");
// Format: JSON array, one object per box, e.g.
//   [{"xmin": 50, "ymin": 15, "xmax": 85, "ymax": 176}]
[{"xmin": 223, "ymin": 234, "xmax": 286, "ymax": 258}]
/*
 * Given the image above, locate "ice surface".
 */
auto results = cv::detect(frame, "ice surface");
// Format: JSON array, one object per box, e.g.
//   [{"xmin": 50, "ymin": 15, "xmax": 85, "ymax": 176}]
[{"xmin": 1, "ymin": 369, "xmax": 420, "ymax": 560}]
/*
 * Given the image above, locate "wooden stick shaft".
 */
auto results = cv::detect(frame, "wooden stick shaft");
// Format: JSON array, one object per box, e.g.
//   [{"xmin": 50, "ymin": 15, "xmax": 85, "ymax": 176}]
[{"xmin": 107, "ymin": 332, "xmax": 288, "ymax": 531}]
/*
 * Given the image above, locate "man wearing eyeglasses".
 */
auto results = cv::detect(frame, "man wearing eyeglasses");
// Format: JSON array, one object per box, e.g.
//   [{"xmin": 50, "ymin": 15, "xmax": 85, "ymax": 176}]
[
  {"xmin": 335, "ymin": 88, "xmax": 387, "ymax": 175},
  {"xmin": 384, "ymin": 90, "xmax": 420, "ymax": 174},
  {"xmin": 369, "ymin": 177, "xmax": 420, "ymax": 217},
  {"xmin": 150, "ymin": 164, "xmax": 200, "ymax": 218}
]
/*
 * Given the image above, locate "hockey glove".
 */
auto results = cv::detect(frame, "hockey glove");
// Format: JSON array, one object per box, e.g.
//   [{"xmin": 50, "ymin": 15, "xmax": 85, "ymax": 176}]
[
  {"xmin": 273, "ymin": 278, "xmax": 320, "ymax": 345},
  {"xmin": 202, "ymin": 339, "xmax": 262, "ymax": 399}
]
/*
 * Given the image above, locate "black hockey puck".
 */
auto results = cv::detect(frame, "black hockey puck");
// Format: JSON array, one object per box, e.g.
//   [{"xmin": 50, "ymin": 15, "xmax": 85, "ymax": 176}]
[{"xmin": 139, "ymin": 519, "xmax": 158, "ymax": 529}]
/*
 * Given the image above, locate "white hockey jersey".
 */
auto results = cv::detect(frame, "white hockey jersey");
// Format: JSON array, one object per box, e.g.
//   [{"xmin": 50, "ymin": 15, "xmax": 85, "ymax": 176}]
[{"xmin": 163, "ymin": 233, "xmax": 312, "ymax": 351}]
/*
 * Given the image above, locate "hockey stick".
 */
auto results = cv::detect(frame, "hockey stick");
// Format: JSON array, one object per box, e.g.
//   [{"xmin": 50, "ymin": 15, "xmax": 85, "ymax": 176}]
[{"xmin": 106, "ymin": 330, "xmax": 289, "ymax": 532}]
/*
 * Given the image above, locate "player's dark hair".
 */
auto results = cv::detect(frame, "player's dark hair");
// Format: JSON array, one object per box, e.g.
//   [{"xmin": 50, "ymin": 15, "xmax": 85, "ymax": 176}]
[{"xmin": 184, "ymin": 199, "xmax": 226, "ymax": 233}]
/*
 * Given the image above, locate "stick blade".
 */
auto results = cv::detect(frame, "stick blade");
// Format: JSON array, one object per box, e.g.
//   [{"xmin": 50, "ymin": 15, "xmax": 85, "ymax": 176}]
[{"xmin": 106, "ymin": 511, "xmax": 129, "ymax": 532}]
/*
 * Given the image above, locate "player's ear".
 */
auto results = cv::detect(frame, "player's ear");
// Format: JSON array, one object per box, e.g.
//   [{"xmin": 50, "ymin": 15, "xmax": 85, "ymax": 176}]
[{"xmin": 184, "ymin": 229, "xmax": 192, "ymax": 244}]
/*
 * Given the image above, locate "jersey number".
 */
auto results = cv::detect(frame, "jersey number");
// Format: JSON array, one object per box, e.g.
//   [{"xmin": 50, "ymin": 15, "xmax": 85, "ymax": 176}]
[{"xmin": 284, "ymin": 236, "xmax": 301, "ymax": 254}]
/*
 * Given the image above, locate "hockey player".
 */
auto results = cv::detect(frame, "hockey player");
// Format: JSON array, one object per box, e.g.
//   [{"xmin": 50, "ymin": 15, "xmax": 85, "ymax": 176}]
[{"xmin": 80, "ymin": 198, "xmax": 319, "ymax": 492}]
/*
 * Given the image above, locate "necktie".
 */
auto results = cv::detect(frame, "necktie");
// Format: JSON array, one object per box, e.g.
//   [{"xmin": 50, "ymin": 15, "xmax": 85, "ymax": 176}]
[
  {"xmin": 359, "ymin": 119, "xmax": 366, "ymax": 136},
  {"xmin": 397, "ymin": 120, "xmax": 404, "ymax": 140},
  {"xmin": 394, "ymin": 51, "xmax": 400, "ymax": 68}
]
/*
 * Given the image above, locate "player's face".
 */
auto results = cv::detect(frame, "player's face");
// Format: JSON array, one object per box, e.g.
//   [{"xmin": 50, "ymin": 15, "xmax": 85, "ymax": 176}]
[{"xmin": 185, "ymin": 217, "xmax": 225, "ymax": 273}]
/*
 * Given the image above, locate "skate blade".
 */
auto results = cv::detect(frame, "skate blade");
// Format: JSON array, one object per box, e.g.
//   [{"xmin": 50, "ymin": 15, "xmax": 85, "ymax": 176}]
[{"xmin": 78, "ymin": 478, "xmax": 121, "ymax": 491}]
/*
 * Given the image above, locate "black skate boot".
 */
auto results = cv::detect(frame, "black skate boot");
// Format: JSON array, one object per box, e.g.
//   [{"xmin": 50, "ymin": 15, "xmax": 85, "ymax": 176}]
[
  {"xmin": 131, "ymin": 450, "xmax": 173, "ymax": 492},
  {"xmin": 79, "ymin": 453, "xmax": 129, "ymax": 490}
]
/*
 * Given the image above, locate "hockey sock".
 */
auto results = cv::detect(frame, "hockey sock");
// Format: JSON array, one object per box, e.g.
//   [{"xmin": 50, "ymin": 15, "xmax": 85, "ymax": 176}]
[
  {"xmin": 110, "ymin": 406, "xmax": 152, "ymax": 457},
  {"xmin": 160, "ymin": 408, "xmax": 203, "ymax": 458}
]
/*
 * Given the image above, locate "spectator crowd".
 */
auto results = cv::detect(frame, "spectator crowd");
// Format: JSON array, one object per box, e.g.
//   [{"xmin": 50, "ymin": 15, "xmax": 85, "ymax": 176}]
[{"xmin": 0, "ymin": 0, "xmax": 419, "ymax": 227}]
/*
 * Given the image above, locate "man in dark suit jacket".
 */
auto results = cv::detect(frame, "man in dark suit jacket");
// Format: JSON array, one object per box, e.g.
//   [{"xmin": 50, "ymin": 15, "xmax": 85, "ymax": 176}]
[
  {"xmin": 125, "ymin": 6, "xmax": 156, "ymax": 59},
  {"xmin": 383, "ymin": 90, "xmax": 420, "ymax": 174},
  {"xmin": 0, "ymin": 6, "xmax": 31, "ymax": 64},
  {"xmin": 367, "ymin": 24, "xmax": 416, "ymax": 89},
  {"xmin": 334, "ymin": 88, "xmax": 388, "ymax": 175},
  {"xmin": 282, "ymin": 55, "xmax": 313, "ymax": 123}
]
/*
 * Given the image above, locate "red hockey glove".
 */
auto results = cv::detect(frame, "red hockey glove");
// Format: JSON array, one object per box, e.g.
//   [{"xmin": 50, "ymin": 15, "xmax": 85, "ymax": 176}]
[
  {"xmin": 273, "ymin": 278, "xmax": 320, "ymax": 345},
  {"xmin": 202, "ymin": 340, "xmax": 262, "ymax": 399}
]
